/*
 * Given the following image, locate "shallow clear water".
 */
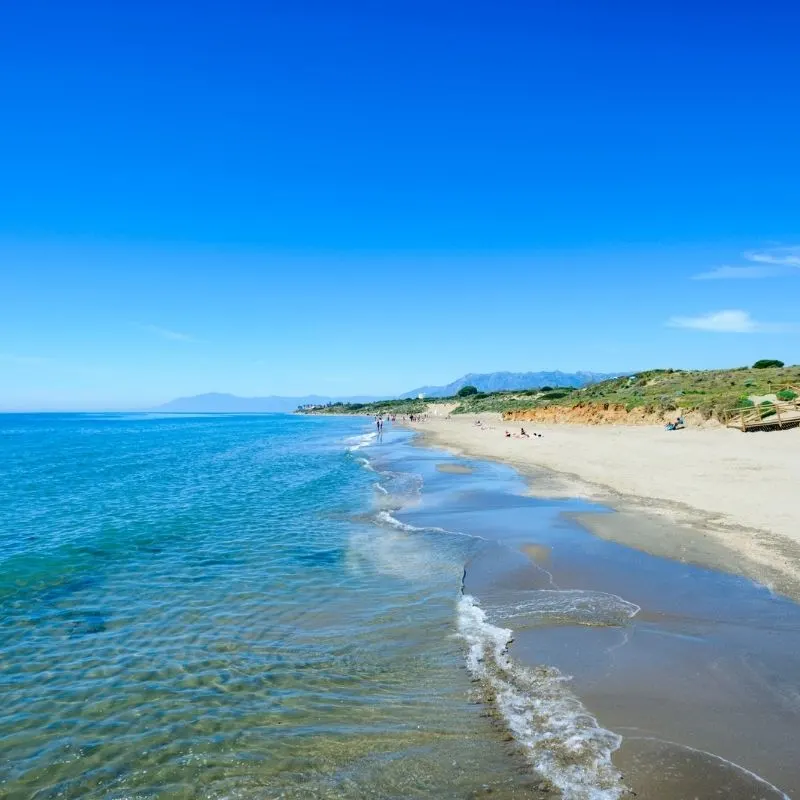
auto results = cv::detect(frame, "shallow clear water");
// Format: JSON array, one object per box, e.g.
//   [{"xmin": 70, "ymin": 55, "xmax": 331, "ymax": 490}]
[
  {"xmin": 0, "ymin": 414, "xmax": 532, "ymax": 799},
  {"xmin": 3, "ymin": 414, "xmax": 799, "ymax": 800}
]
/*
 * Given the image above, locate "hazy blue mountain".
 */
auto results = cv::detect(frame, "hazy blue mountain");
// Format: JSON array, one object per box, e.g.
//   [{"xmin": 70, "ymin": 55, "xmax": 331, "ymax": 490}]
[
  {"xmin": 157, "ymin": 371, "xmax": 620, "ymax": 411},
  {"xmin": 155, "ymin": 393, "xmax": 384, "ymax": 413},
  {"xmin": 401, "ymin": 371, "xmax": 618, "ymax": 398}
]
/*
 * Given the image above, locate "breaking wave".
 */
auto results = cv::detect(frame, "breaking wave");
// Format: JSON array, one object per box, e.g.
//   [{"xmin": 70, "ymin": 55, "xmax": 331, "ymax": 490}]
[
  {"xmin": 350, "ymin": 431, "xmax": 632, "ymax": 798},
  {"xmin": 457, "ymin": 594, "xmax": 629, "ymax": 800},
  {"xmin": 345, "ymin": 431, "xmax": 378, "ymax": 451}
]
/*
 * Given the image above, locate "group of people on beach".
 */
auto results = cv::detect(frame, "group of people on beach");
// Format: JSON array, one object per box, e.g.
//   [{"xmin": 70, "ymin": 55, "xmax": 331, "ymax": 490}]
[
  {"xmin": 473, "ymin": 419, "xmax": 542, "ymax": 439},
  {"xmin": 505, "ymin": 427, "xmax": 543, "ymax": 439},
  {"xmin": 371, "ymin": 412, "xmax": 430, "ymax": 430},
  {"xmin": 375, "ymin": 414, "xmax": 405, "ymax": 433}
]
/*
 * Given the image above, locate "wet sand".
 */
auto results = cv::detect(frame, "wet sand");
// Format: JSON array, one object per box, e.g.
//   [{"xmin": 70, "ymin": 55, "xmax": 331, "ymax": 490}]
[
  {"xmin": 408, "ymin": 414, "xmax": 800, "ymax": 601},
  {"xmin": 435, "ymin": 462, "xmax": 474, "ymax": 474},
  {"xmin": 379, "ymin": 433, "xmax": 800, "ymax": 799}
]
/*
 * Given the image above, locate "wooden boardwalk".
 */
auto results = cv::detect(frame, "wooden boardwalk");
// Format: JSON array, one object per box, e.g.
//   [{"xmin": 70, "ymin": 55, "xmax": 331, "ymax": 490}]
[{"xmin": 725, "ymin": 386, "xmax": 800, "ymax": 432}]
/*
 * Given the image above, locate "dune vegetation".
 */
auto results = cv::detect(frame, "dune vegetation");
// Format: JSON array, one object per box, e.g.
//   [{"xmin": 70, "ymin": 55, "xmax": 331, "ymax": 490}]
[
  {"xmin": 300, "ymin": 363, "xmax": 800, "ymax": 424},
  {"xmin": 454, "ymin": 364, "xmax": 800, "ymax": 420}
]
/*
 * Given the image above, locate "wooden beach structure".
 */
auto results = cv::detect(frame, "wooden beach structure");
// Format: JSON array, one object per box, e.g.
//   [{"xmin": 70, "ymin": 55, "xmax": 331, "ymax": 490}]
[{"xmin": 724, "ymin": 386, "xmax": 800, "ymax": 432}]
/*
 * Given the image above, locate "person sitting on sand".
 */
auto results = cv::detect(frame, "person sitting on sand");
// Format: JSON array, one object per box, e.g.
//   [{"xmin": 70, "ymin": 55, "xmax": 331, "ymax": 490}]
[
  {"xmin": 520, "ymin": 427, "xmax": 529, "ymax": 437},
  {"xmin": 505, "ymin": 430, "xmax": 511, "ymax": 437}
]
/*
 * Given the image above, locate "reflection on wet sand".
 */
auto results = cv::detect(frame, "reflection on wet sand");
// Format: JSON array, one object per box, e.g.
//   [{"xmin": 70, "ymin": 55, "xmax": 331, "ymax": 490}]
[
  {"xmin": 435, "ymin": 462, "xmax": 474, "ymax": 474},
  {"xmin": 377, "ymin": 435, "xmax": 800, "ymax": 799}
]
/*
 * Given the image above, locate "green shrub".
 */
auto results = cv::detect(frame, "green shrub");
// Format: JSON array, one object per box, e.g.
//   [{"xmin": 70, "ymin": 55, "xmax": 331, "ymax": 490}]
[
  {"xmin": 735, "ymin": 397, "xmax": 755, "ymax": 409},
  {"xmin": 457, "ymin": 385, "xmax": 478, "ymax": 397},
  {"xmin": 776, "ymin": 389, "xmax": 798, "ymax": 401},
  {"xmin": 759, "ymin": 400, "xmax": 776, "ymax": 418},
  {"xmin": 752, "ymin": 359, "xmax": 784, "ymax": 369}
]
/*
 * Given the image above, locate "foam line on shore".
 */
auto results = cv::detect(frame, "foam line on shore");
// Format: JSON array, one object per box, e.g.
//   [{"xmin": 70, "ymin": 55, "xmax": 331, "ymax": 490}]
[
  {"xmin": 486, "ymin": 590, "xmax": 640, "ymax": 628},
  {"xmin": 345, "ymin": 431, "xmax": 378, "ymax": 451},
  {"xmin": 626, "ymin": 737, "xmax": 790, "ymax": 799},
  {"xmin": 375, "ymin": 509, "xmax": 488, "ymax": 541},
  {"xmin": 352, "ymin": 427, "xmax": 626, "ymax": 797},
  {"xmin": 457, "ymin": 593, "xmax": 628, "ymax": 800}
]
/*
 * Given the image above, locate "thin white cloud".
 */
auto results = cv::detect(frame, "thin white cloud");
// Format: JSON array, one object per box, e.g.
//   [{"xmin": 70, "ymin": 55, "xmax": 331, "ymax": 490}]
[
  {"xmin": 692, "ymin": 264, "xmax": 787, "ymax": 280},
  {"xmin": 0, "ymin": 353, "xmax": 51, "ymax": 366},
  {"xmin": 691, "ymin": 245, "xmax": 800, "ymax": 280},
  {"xmin": 667, "ymin": 309, "xmax": 797, "ymax": 334},
  {"xmin": 744, "ymin": 246, "xmax": 800, "ymax": 267},
  {"xmin": 143, "ymin": 324, "xmax": 196, "ymax": 342}
]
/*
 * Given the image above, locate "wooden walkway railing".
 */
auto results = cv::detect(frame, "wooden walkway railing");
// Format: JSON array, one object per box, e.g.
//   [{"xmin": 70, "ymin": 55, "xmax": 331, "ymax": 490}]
[{"xmin": 721, "ymin": 387, "xmax": 800, "ymax": 431}]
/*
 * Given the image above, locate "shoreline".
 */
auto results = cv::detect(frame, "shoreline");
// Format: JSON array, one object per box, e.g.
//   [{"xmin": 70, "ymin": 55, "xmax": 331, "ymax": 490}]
[
  {"xmin": 404, "ymin": 413, "xmax": 800, "ymax": 601},
  {"xmin": 390, "ymin": 423, "xmax": 800, "ymax": 798}
]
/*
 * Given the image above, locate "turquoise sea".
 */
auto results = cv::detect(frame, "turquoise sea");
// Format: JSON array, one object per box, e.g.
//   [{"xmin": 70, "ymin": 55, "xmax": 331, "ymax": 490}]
[
  {"xmin": 0, "ymin": 414, "xmax": 532, "ymax": 799},
  {"xmin": 2, "ymin": 413, "xmax": 799, "ymax": 800}
]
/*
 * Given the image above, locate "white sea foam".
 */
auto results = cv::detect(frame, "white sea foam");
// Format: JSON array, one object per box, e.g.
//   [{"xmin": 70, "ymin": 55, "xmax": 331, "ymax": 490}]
[
  {"xmin": 457, "ymin": 594, "xmax": 628, "ymax": 800},
  {"xmin": 346, "ymin": 431, "xmax": 378, "ymax": 452},
  {"xmin": 376, "ymin": 510, "xmax": 485, "ymax": 540},
  {"xmin": 346, "ymin": 524, "xmax": 464, "ymax": 579},
  {"xmin": 485, "ymin": 590, "xmax": 640, "ymax": 629},
  {"xmin": 376, "ymin": 509, "xmax": 424, "ymax": 532},
  {"xmin": 374, "ymin": 469, "xmax": 424, "ymax": 501},
  {"xmin": 355, "ymin": 457, "xmax": 377, "ymax": 474}
]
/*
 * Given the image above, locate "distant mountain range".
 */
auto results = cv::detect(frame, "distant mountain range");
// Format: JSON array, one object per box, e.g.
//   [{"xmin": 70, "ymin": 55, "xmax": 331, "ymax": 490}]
[
  {"xmin": 154, "ymin": 372, "xmax": 618, "ymax": 412},
  {"xmin": 401, "ymin": 371, "xmax": 618, "ymax": 398}
]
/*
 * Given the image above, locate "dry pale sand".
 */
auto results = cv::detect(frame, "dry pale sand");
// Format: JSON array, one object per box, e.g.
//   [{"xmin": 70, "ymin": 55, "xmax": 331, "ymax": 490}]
[{"xmin": 408, "ymin": 413, "xmax": 800, "ymax": 599}]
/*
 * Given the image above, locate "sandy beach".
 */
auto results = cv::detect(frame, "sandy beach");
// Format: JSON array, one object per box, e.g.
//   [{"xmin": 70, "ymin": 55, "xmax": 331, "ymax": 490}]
[{"xmin": 408, "ymin": 411, "xmax": 800, "ymax": 599}]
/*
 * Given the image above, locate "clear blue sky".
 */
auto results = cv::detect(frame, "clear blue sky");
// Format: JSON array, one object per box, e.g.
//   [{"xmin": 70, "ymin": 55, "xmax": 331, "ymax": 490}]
[{"xmin": 1, "ymin": 0, "xmax": 798, "ymax": 409}]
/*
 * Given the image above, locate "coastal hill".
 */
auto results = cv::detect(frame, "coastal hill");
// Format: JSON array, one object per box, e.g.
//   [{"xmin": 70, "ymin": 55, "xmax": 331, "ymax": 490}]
[
  {"xmin": 402, "ymin": 371, "xmax": 617, "ymax": 398},
  {"xmin": 155, "ymin": 371, "xmax": 611, "ymax": 412},
  {"xmin": 302, "ymin": 364, "xmax": 800, "ymax": 427},
  {"xmin": 476, "ymin": 365, "xmax": 800, "ymax": 428}
]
